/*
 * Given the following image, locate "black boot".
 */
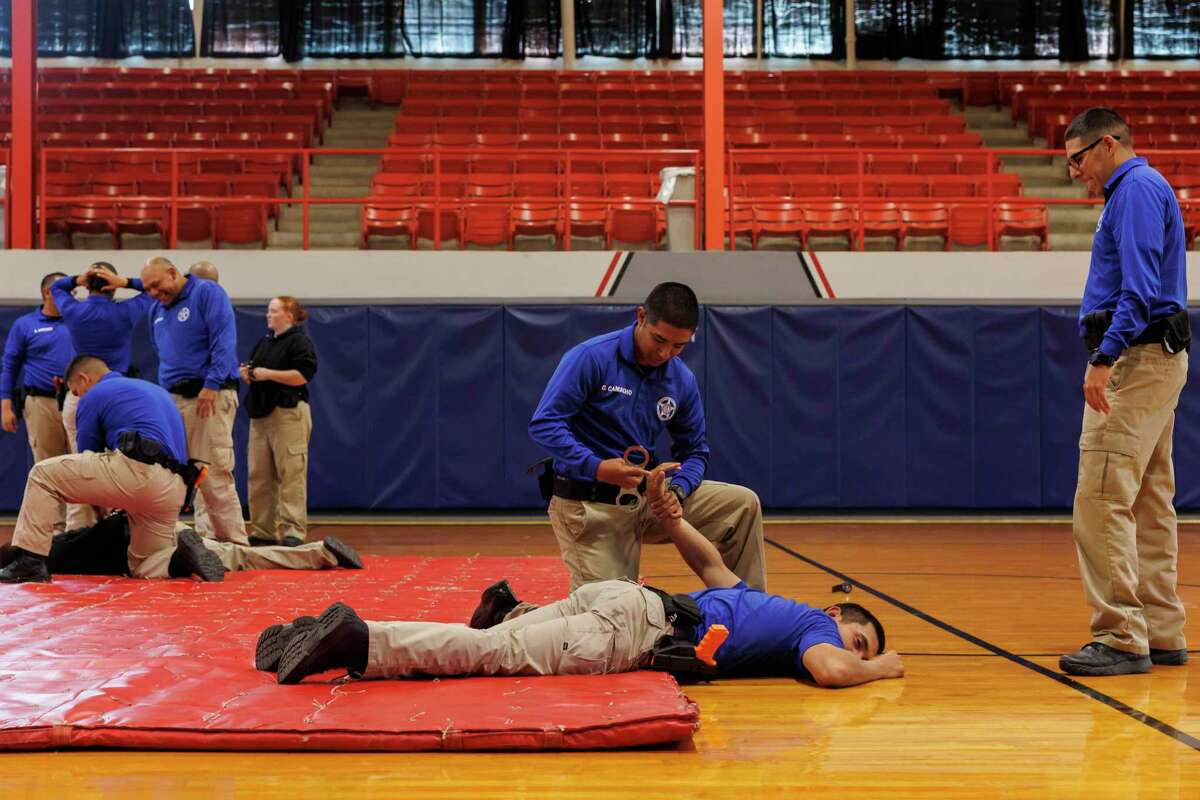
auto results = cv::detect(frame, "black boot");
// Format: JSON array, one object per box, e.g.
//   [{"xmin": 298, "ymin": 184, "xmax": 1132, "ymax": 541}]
[
  {"xmin": 468, "ymin": 579, "xmax": 519, "ymax": 629},
  {"xmin": 0, "ymin": 542, "xmax": 16, "ymax": 569},
  {"xmin": 322, "ymin": 535, "xmax": 363, "ymax": 569},
  {"xmin": 0, "ymin": 549, "xmax": 52, "ymax": 583},
  {"xmin": 255, "ymin": 615, "xmax": 318, "ymax": 671},
  {"xmin": 276, "ymin": 602, "xmax": 369, "ymax": 685},
  {"xmin": 1060, "ymin": 642, "xmax": 1151, "ymax": 676},
  {"xmin": 168, "ymin": 530, "xmax": 226, "ymax": 582},
  {"xmin": 1150, "ymin": 648, "xmax": 1189, "ymax": 666}
]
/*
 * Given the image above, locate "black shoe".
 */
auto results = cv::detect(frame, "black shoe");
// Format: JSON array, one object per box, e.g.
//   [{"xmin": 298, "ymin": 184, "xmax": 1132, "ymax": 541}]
[
  {"xmin": 276, "ymin": 602, "xmax": 368, "ymax": 685},
  {"xmin": 168, "ymin": 530, "xmax": 226, "ymax": 582},
  {"xmin": 468, "ymin": 579, "xmax": 519, "ymax": 629},
  {"xmin": 1060, "ymin": 642, "xmax": 1152, "ymax": 676},
  {"xmin": 1150, "ymin": 648, "xmax": 1189, "ymax": 666},
  {"xmin": 248, "ymin": 535, "xmax": 279, "ymax": 547},
  {"xmin": 322, "ymin": 535, "xmax": 363, "ymax": 569},
  {"xmin": 0, "ymin": 542, "xmax": 16, "ymax": 569},
  {"xmin": 255, "ymin": 615, "xmax": 318, "ymax": 671},
  {"xmin": 282, "ymin": 535, "xmax": 304, "ymax": 547},
  {"xmin": 0, "ymin": 550, "xmax": 51, "ymax": 584}
]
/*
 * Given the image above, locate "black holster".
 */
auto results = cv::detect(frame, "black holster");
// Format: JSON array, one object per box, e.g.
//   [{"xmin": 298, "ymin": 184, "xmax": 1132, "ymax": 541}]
[
  {"xmin": 644, "ymin": 585, "xmax": 716, "ymax": 680},
  {"xmin": 527, "ymin": 456, "xmax": 554, "ymax": 503},
  {"xmin": 55, "ymin": 379, "xmax": 68, "ymax": 412},
  {"xmin": 1163, "ymin": 310, "xmax": 1192, "ymax": 354},
  {"xmin": 10, "ymin": 386, "xmax": 25, "ymax": 420},
  {"xmin": 1083, "ymin": 310, "xmax": 1114, "ymax": 352}
]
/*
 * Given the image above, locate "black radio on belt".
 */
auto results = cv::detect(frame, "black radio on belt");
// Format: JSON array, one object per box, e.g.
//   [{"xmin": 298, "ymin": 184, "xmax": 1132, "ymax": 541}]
[{"xmin": 1082, "ymin": 309, "xmax": 1191, "ymax": 354}]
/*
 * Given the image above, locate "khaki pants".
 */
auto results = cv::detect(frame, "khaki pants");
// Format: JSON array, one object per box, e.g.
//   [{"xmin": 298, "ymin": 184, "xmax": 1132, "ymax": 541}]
[
  {"xmin": 22, "ymin": 395, "xmax": 68, "ymax": 532},
  {"xmin": 549, "ymin": 480, "xmax": 766, "ymax": 592},
  {"xmin": 248, "ymin": 403, "xmax": 312, "ymax": 543},
  {"xmin": 364, "ymin": 580, "xmax": 669, "ymax": 679},
  {"xmin": 59, "ymin": 391, "xmax": 96, "ymax": 530},
  {"xmin": 12, "ymin": 451, "xmax": 183, "ymax": 578},
  {"xmin": 174, "ymin": 389, "xmax": 248, "ymax": 545},
  {"xmin": 1073, "ymin": 344, "xmax": 1189, "ymax": 654},
  {"xmin": 202, "ymin": 536, "xmax": 335, "ymax": 572}
]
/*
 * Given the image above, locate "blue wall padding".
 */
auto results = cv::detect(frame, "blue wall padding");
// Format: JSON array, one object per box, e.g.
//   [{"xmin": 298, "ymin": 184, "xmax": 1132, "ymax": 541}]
[{"xmin": 2, "ymin": 304, "xmax": 1198, "ymax": 511}]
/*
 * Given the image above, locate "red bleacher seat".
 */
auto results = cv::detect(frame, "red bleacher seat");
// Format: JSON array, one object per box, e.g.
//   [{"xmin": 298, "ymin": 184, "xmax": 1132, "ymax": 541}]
[{"xmin": 994, "ymin": 203, "xmax": 1048, "ymax": 250}]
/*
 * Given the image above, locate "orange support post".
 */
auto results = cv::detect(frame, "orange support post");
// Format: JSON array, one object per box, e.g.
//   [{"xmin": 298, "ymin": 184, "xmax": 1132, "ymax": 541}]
[
  {"xmin": 11, "ymin": 0, "xmax": 37, "ymax": 249},
  {"xmin": 702, "ymin": 0, "xmax": 725, "ymax": 250}
]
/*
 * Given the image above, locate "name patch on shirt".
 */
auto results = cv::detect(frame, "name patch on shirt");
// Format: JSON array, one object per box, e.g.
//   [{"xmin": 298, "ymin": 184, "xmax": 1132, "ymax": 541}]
[
  {"xmin": 32, "ymin": 326, "xmax": 55, "ymax": 334},
  {"xmin": 601, "ymin": 384, "xmax": 633, "ymax": 396}
]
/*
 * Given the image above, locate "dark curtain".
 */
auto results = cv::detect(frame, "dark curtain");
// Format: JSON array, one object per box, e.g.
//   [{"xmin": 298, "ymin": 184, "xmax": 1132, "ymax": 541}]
[
  {"xmin": 202, "ymin": 0, "xmax": 282, "ymax": 56},
  {"xmin": 764, "ymin": 0, "xmax": 842, "ymax": 58},
  {"xmin": 299, "ymin": 0, "xmax": 400, "ymax": 57},
  {"xmin": 853, "ymin": 0, "xmax": 1104, "ymax": 60},
  {"xmin": 502, "ymin": 0, "xmax": 561, "ymax": 58},
  {"xmin": 0, "ymin": 0, "xmax": 192, "ymax": 57},
  {"xmin": 666, "ymin": 0, "xmax": 756, "ymax": 57},
  {"xmin": 574, "ymin": 0, "xmax": 657, "ymax": 57},
  {"xmin": 1132, "ymin": 0, "xmax": 1200, "ymax": 57}
]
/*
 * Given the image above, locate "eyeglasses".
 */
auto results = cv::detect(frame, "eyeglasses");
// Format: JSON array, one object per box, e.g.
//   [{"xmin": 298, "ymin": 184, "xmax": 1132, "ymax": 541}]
[{"xmin": 1068, "ymin": 135, "xmax": 1119, "ymax": 170}]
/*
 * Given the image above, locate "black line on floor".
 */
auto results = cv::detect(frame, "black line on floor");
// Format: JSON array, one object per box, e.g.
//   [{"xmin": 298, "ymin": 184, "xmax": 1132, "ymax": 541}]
[
  {"xmin": 765, "ymin": 537, "xmax": 1200, "ymax": 752},
  {"xmin": 901, "ymin": 651, "xmax": 1200, "ymax": 658}
]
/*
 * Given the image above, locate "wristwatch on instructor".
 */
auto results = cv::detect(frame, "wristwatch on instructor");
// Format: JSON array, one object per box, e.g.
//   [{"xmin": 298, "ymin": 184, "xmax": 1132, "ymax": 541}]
[
  {"xmin": 1089, "ymin": 351, "xmax": 1117, "ymax": 368},
  {"xmin": 667, "ymin": 483, "xmax": 687, "ymax": 506}
]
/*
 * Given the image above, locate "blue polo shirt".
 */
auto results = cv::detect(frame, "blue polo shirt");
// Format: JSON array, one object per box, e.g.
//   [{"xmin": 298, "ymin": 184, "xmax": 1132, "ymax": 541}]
[
  {"xmin": 529, "ymin": 323, "xmax": 709, "ymax": 495},
  {"xmin": 688, "ymin": 582, "xmax": 844, "ymax": 677},
  {"xmin": 1080, "ymin": 157, "xmax": 1188, "ymax": 358},
  {"xmin": 129, "ymin": 275, "xmax": 239, "ymax": 391},
  {"xmin": 75, "ymin": 372, "xmax": 187, "ymax": 463},
  {"xmin": 50, "ymin": 276, "xmax": 155, "ymax": 375},
  {"xmin": 0, "ymin": 310, "xmax": 75, "ymax": 400}
]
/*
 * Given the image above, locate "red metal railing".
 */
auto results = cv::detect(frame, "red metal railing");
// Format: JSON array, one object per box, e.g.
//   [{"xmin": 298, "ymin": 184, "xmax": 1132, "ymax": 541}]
[
  {"xmin": 38, "ymin": 146, "xmax": 702, "ymax": 251},
  {"xmin": 726, "ymin": 147, "xmax": 1200, "ymax": 251}
]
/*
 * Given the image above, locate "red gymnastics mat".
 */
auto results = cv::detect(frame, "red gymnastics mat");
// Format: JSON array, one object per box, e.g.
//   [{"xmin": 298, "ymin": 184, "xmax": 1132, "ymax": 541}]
[{"xmin": 0, "ymin": 555, "xmax": 699, "ymax": 751}]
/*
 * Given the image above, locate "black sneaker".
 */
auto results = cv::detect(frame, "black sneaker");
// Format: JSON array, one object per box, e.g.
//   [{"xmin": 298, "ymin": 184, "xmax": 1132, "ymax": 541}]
[
  {"xmin": 322, "ymin": 536, "xmax": 363, "ymax": 569},
  {"xmin": 1060, "ymin": 642, "xmax": 1151, "ymax": 676},
  {"xmin": 0, "ymin": 550, "xmax": 51, "ymax": 584},
  {"xmin": 255, "ymin": 615, "xmax": 318, "ymax": 671},
  {"xmin": 248, "ymin": 535, "xmax": 279, "ymax": 547},
  {"xmin": 168, "ymin": 530, "xmax": 226, "ymax": 582},
  {"xmin": 282, "ymin": 535, "xmax": 304, "ymax": 547},
  {"xmin": 276, "ymin": 602, "xmax": 368, "ymax": 685},
  {"xmin": 468, "ymin": 579, "xmax": 519, "ymax": 629},
  {"xmin": 1150, "ymin": 648, "xmax": 1189, "ymax": 666}
]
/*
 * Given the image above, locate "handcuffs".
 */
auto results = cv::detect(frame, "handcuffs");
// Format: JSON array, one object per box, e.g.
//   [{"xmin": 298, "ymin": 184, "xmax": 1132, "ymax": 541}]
[{"xmin": 616, "ymin": 444, "xmax": 650, "ymax": 513}]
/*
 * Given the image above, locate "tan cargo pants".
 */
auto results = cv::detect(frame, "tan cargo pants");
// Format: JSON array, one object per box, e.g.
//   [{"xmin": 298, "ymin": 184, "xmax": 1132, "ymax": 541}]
[
  {"xmin": 58, "ymin": 391, "xmax": 97, "ymax": 530},
  {"xmin": 1072, "ymin": 344, "xmax": 1189, "ymax": 654},
  {"xmin": 12, "ymin": 450, "xmax": 183, "ymax": 578},
  {"xmin": 248, "ymin": 402, "xmax": 312, "ymax": 543},
  {"xmin": 200, "ymin": 536, "xmax": 336, "ymax": 571},
  {"xmin": 173, "ymin": 388, "xmax": 249, "ymax": 545},
  {"xmin": 363, "ymin": 580, "xmax": 669, "ymax": 679},
  {"xmin": 548, "ymin": 480, "xmax": 766, "ymax": 591}
]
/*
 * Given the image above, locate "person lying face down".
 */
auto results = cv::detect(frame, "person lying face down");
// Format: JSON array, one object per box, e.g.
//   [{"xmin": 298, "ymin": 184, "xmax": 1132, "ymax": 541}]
[
  {"xmin": 0, "ymin": 511, "xmax": 364, "ymax": 581},
  {"xmin": 261, "ymin": 469, "xmax": 904, "ymax": 688}
]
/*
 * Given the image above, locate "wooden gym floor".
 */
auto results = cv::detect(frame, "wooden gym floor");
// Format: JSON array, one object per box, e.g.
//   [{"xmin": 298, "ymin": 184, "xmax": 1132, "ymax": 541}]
[{"xmin": 1, "ymin": 518, "xmax": 1197, "ymax": 798}]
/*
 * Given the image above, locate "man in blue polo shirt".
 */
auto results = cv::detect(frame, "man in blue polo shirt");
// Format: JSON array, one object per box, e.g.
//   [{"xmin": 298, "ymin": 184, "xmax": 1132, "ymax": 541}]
[
  {"xmin": 1, "ymin": 272, "xmax": 76, "ymax": 531},
  {"xmin": 0, "ymin": 355, "xmax": 220, "ymax": 584},
  {"xmin": 528, "ymin": 282, "xmax": 765, "ymax": 592},
  {"xmin": 265, "ymin": 468, "xmax": 902, "ymax": 687},
  {"xmin": 1060, "ymin": 108, "xmax": 1191, "ymax": 677},
  {"xmin": 96, "ymin": 257, "xmax": 249, "ymax": 546},
  {"xmin": 51, "ymin": 263, "xmax": 157, "ymax": 530}
]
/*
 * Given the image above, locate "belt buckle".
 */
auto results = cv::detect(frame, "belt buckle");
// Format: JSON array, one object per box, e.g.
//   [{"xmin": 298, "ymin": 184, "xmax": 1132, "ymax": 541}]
[{"xmin": 615, "ymin": 445, "xmax": 649, "ymax": 513}]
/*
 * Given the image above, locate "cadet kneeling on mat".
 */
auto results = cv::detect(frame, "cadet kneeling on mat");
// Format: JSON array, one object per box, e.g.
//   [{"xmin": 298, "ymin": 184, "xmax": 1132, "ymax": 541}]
[
  {"xmin": 0, "ymin": 511, "xmax": 363, "ymax": 578},
  {"xmin": 0, "ymin": 355, "xmax": 216, "ymax": 583},
  {"xmin": 261, "ymin": 468, "xmax": 903, "ymax": 688}
]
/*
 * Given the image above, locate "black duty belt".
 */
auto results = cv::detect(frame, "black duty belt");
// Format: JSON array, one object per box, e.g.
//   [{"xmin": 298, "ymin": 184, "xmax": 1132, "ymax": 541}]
[
  {"xmin": 552, "ymin": 474, "xmax": 624, "ymax": 504},
  {"xmin": 22, "ymin": 386, "xmax": 56, "ymax": 399},
  {"xmin": 116, "ymin": 431, "xmax": 209, "ymax": 513},
  {"xmin": 168, "ymin": 377, "xmax": 239, "ymax": 398},
  {"xmin": 1083, "ymin": 308, "xmax": 1191, "ymax": 353}
]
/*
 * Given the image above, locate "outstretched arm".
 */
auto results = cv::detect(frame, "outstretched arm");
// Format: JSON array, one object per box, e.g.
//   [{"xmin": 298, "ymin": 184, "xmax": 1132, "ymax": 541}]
[
  {"xmin": 646, "ymin": 469, "xmax": 739, "ymax": 589},
  {"xmin": 801, "ymin": 644, "xmax": 905, "ymax": 688}
]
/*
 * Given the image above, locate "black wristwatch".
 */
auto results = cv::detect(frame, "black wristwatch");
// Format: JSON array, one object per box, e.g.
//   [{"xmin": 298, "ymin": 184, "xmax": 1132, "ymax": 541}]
[
  {"xmin": 1089, "ymin": 351, "xmax": 1117, "ymax": 368},
  {"xmin": 668, "ymin": 483, "xmax": 687, "ymax": 505}
]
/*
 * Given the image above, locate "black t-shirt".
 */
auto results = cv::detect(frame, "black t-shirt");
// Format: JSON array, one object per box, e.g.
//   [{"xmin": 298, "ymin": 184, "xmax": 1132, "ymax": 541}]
[{"xmin": 245, "ymin": 326, "xmax": 318, "ymax": 419}]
